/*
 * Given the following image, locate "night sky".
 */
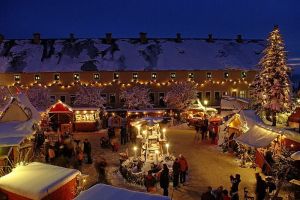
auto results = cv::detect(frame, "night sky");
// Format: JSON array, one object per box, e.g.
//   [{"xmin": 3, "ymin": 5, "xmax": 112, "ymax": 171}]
[{"xmin": 1, "ymin": 0, "xmax": 299, "ymax": 62}]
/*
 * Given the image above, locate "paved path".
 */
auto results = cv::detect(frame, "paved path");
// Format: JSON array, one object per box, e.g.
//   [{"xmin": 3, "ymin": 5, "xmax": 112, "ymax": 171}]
[{"xmin": 74, "ymin": 126, "xmax": 264, "ymax": 200}]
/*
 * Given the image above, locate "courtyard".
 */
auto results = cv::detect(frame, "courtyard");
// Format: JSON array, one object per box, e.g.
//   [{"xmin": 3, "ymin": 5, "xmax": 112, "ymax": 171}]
[{"xmin": 74, "ymin": 125, "xmax": 261, "ymax": 200}]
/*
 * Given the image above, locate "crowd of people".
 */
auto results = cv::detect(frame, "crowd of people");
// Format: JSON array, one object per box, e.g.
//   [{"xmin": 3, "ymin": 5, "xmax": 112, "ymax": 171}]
[
  {"xmin": 194, "ymin": 117, "xmax": 220, "ymax": 145},
  {"xmin": 34, "ymin": 131, "xmax": 93, "ymax": 170},
  {"xmin": 143, "ymin": 154, "xmax": 189, "ymax": 197},
  {"xmin": 200, "ymin": 173, "xmax": 276, "ymax": 200}
]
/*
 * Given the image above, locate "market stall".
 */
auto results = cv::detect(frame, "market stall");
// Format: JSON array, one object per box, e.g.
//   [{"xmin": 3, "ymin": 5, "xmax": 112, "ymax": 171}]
[
  {"xmin": 225, "ymin": 112, "xmax": 249, "ymax": 137},
  {"xmin": 288, "ymin": 107, "xmax": 300, "ymax": 132},
  {"xmin": 0, "ymin": 162, "xmax": 81, "ymax": 200},
  {"xmin": 76, "ymin": 184, "xmax": 170, "ymax": 200},
  {"xmin": 47, "ymin": 101, "xmax": 73, "ymax": 132},
  {"xmin": 0, "ymin": 94, "xmax": 40, "ymax": 174},
  {"xmin": 73, "ymin": 108, "xmax": 100, "ymax": 132}
]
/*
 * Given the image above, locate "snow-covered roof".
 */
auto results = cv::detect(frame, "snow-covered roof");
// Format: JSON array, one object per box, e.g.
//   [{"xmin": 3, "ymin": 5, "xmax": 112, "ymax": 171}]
[
  {"xmin": 75, "ymin": 184, "xmax": 170, "ymax": 200},
  {"xmin": 17, "ymin": 93, "xmax": 41, "ymax": 122},
  {"xmin": 0, "ymin": 38, "xmax": 265, "ymax": 72},
  {"xmin": 0, "ymin": 121, "xmax": 35, "ymax": 147},
  {"xmin": 235, "ymin": 125, "xmax": 279, "ymax": 148},
  {"xmin": 0, "ymin": 162, "xmax": 80, "ymax": 200}
]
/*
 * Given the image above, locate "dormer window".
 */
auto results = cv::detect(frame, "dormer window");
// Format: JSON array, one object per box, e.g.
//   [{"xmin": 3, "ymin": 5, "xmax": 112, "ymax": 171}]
[
  {"xmin": 206, "ymin": 72, "xmax": 212, "ymax": 79},
  {"xmin": 14, "ymin": 74, "xmax": 20, "ymax": 82},
  {"xmin": 34, "ymin": 74, "xmax": 41, "ymax": 81},
  {"xmin": 54, "ymin": 73, "xmax": 60, "ymax": 81},
  {"xmin": 151, "ymin": 72, "xmax": 157, "ymax": 80},
  {"xmin": 224, "ymin": 72, "xmax": 229, "ymax": 79},
  {"xmin": 188, "ymin": 72, "xmax": 194, "ymax": 79},
  {"xmin": 170, "ymin": 72, "xmax": 176, "ymax": 79},
  {"xmin": 113, "ymin": 72, "xmax": 119, "ymax": 80},
  {"xmin": 74, "ymin": 73, "xmax": 80, "ymax": 81},
  {"xmin": 132, "ymin": 72, "xmax": 138, "ymax": 80},
  {"xmin": 93, "ymin": 73, "xmax": 100, "ymax": 81},
  {"xmin": 241, "ymin": 71, "xmax": 247, "ymax": 78}
]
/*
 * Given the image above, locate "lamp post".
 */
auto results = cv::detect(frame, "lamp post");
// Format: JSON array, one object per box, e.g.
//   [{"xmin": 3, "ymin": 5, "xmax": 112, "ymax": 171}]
[
  {"xmin": 203, "ymin": 100, "xmax": 208, "ymax": 113},
  {"xmin": 133, "ymin": 146, "xmax": 137, "ymax": 159},
  {"xmin": 166, "ymin": 143, "xmax": 169, "ymax": 156},
  {"xmin": 155, "ymin": 150, "xmax": 159, "ymax": 164},
  {"xmin": 162, "ymin": 128, "xmax": 166, "ymax": 140}
]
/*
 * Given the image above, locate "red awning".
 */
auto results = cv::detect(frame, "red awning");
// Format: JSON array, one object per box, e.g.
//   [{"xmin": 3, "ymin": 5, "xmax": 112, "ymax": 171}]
[
  {"xmin": 48, "ymin": 101, "xmax": 73, "ymax": 113},
  {"xmin": 288, "ymin": 107, "xmax": 300, "ymax": 123}
]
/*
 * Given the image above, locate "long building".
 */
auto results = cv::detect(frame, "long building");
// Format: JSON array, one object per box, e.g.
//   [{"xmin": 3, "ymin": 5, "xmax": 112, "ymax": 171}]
[{"xmin": 0, "ymin": 33, "xmax": 265, "ymax": 108}]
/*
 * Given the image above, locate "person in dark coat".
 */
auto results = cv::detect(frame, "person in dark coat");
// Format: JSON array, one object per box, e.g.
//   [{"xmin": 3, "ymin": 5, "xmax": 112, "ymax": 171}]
[
  {"xmin": 230, "ymin": 174, "xmax": 241, "ymax": 200},
  {"xmin": 160, "ymin": 164, "xmax": 170, "ymax": 196},
  {"xmin": 201, "ymin": 186, "xmax": 216, "ymax": 200},
  {"xmin": 255, "ymin": 173, "xmax": 267, "ymax": 200},
  {"xmin": 172, "ymin": 158, "xmax": 180, "ymax": 189},
  {"xmin": 84, "ymin": 139, "xmax": 92, "ymax": 164}
]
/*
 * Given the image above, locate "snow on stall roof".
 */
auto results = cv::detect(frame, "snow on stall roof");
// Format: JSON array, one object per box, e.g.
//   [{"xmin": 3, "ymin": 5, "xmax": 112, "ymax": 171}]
[
  {"xmin": 0, "ymin": 136, "xmax": 25, "ymax": 147},
  {"xmin": 0, "ymin": 162, "xmax": 80, "ymax": 200},
  {"xmin": 17, "ymin": 93, "xmax": 41, "ymax": 122},
  {"xmin": 0, "ymin": 38, "xmax": 265, "ymax": 72},
  {"xmin": 235, "ymin": 125, "xmax": 279, "ymax": 148},
  {"xmin": 75, "ymin": 184, "xmax": 170, "ymax": 200},
  {"xmin": 0, "ymin": 121, "xmax": 34, "ymax": 138}
]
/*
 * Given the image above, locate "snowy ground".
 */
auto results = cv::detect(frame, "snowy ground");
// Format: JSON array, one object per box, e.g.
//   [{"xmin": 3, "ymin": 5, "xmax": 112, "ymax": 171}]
[{"xmin": 66, "ymin": 123, "xmax": 294, "ymax": 200}]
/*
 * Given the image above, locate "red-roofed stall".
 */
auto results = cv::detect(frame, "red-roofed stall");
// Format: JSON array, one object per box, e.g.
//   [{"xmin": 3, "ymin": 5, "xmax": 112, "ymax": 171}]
[
  {"xmin": 288, "ymin": 107, "xmax": 300, "ymax": 133},
  {"xmin": 46, "ymin": 101, "xmax": 74, "ymax": 132}
]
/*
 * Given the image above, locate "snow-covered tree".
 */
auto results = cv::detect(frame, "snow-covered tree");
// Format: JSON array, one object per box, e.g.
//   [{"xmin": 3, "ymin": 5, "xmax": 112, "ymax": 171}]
[
  {"xmin": 27, "ymin": 86, "xmax": 49, "ymax": 110},
  {"xmin": 164, "ymin": 82, "xmax": 198, "ymax": 110},
  {"xmin": 0, "ymin": 86, "xmax": 11, "ymax": 108},
  {"xmin": 250, "ymin": 25, "xmax": 292, "ymax": 126},
  {"xmin": 120, "ymin": 85, "xmax": 152, "ymax": 109},
  {"xmin": 74, "ymin": 85, "xmax": 105, "ymax": 108}
]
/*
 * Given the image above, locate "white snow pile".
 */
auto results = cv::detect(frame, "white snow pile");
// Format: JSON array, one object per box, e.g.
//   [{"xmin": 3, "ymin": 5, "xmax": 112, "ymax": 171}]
[
  {"xmin": 0, "ymin": 162, "xmax": 80, "ymax": 200},
  {"xmin": 75, "ymin": 184, "xmax": 170, "ymax": 200},
  {"xmin": 0, "ymin": 38, "xmax": 265, "ymax": 72}
]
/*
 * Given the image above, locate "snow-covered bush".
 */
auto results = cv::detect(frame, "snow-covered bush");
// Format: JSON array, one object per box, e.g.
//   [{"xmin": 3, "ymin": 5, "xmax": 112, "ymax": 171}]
[
  {"xmin": 164, "ymin": 82, "xmax": 198, "ymax": 110},
  {"xmin": 74, "ymin": 85, "xmax": 105, "ymax": 108},
  {"xmin": 120, "ymin": 85, "xmax": 152, "ymax": 109}
]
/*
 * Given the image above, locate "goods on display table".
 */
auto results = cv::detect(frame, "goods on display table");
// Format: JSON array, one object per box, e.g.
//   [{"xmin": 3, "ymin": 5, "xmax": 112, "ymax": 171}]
[{"xmin": 120, "ymin": 117, "xmax": 174, "ymax": 185}]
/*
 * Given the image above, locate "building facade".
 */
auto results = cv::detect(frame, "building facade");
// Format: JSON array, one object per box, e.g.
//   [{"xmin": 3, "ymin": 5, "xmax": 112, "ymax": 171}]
[
  {"xmin": 0, "ymin": 33, "xmax": 264, "ymax": 108},
  {"xmin": 0, "ymin": 69, "xmax": 256, "ymax": 108}
]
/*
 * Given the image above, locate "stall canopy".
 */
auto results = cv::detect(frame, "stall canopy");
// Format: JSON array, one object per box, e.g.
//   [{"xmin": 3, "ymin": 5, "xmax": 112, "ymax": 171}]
[
  {"xmin": 0, "ymin": 162, "xmax": 80, "ymax": 200},
  {"xmin": 0, "ymin": 94, "xmax": 40, "ymax": 147},
  {"xmin": 75, "ymin": 184, "xmax": 170, "ymax": 200},
  {"xmin": 235, "ymin": 125, "xmax": 279, "ymax": 148},
  {"xmin": 288, "ymin": 107, "xmax": 300, "ymax": 123},
  {"xmin": 225, "ymin": 112, "xmax": 249, "ymax": 133},
  {"xmin": 48, "ymin": 101, "xmax": 73, "ymax": 113}
]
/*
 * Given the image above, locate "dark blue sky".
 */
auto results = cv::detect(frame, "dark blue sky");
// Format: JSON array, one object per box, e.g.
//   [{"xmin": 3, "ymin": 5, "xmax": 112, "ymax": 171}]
[{"xmin": 1, "ymin": 0, "xmax": 299, "ymax": 58}]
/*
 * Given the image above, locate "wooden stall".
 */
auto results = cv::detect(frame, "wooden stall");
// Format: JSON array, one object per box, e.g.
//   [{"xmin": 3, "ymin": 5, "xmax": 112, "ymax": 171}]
[
  {"xmin": 0, "ymin": 162, "xmax": 81, "ymax": 200},
  {"xmin": 73, "ymin": 108, "xmax": 100, "ymax": 132}
]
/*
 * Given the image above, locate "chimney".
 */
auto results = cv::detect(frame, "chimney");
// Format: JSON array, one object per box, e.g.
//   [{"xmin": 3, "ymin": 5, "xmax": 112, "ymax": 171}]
[
  {"xmin": 139, "ymin": 32, "xmax": 148, "ymax": 44},
  {"xmin": 0, "ymin": 34, "xmax": 4, "ymax": 44},
  {"xmin": 33, "ymin": 32, "xmax": 41, "ymax": 44},
  {"xmin": 236, "ymin": 34, "xmax": 243, "ymax": 43},
  {"xmin": 176, "ymin": 33, "xmax": 182, "ymax": 43},
  {"xmin": 206, "ymin": 34, "xmax": 213, "ymax": 43},
  {"xmin": 105, "ymin": 33, "xmax": 112, "ymax": 44},
  {"xmin": 69, "ymin": 33, "xmax": 75, "ymax": 42}
]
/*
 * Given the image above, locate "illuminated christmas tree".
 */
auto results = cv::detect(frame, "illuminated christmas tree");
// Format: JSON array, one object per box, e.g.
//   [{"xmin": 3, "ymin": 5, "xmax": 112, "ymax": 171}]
[{"xmin": 250, "ymin": 25, "xmax": 292, "ymax": 126}]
